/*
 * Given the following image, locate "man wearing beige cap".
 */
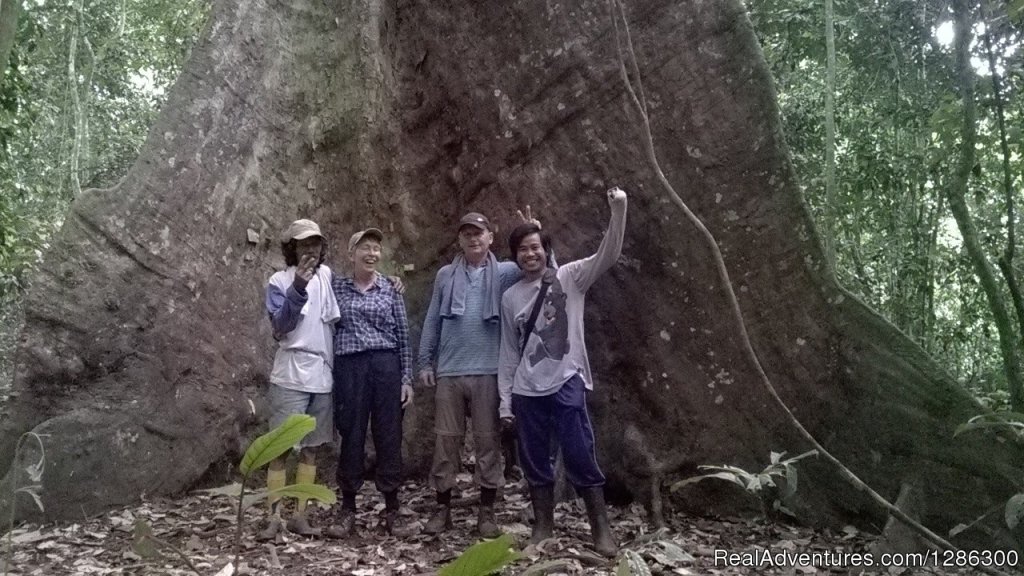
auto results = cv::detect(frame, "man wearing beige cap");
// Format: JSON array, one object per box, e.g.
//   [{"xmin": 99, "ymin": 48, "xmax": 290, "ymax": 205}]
[
  {"xmin": 418, "ymin": 209, "xmax": 538, "ymax": 538},
  {"xmin": 261, "ymin": 218, "xmax": 339, "ymax": 540}
]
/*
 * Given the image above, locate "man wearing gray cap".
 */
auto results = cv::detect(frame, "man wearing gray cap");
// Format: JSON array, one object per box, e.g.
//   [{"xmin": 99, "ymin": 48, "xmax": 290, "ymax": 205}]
[
  {"xmin": 418, "ymin": 209, "xmax": 537, "ymax": 537},
  {"xmin": 261, "ymin": 219, "xmax": 339, "ymax": 540}
]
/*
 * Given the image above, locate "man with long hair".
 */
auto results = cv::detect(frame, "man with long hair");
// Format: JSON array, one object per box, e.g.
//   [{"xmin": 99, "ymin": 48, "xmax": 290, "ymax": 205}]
[{"xmin": 261, "ymin": 219, "xmax": 339, "ymax": 540}]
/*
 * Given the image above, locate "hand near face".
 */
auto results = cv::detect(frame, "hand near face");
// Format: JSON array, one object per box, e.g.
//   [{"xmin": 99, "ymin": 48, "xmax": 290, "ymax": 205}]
[{"xmin": 293, "ymin": 254, "xmax": 317, "ymax": 292}]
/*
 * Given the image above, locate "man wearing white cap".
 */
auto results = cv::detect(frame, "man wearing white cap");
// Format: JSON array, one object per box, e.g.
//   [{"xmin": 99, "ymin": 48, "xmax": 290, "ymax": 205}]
[{"xmin": 260, "ymin": 218, "xmax": 340, "ymax": 540}]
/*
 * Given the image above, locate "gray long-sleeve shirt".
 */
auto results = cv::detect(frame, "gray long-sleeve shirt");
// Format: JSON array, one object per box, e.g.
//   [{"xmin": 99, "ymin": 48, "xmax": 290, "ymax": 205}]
[{"xmin": 497, "ymin": 196, "xmax": 627, "ymax": 417}]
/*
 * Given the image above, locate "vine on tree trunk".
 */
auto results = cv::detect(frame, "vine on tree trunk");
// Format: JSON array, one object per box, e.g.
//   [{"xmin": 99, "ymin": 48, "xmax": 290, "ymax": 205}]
[{"xmin": 605, "ymin": 1, "xmax": 1011, "ymax": 573}]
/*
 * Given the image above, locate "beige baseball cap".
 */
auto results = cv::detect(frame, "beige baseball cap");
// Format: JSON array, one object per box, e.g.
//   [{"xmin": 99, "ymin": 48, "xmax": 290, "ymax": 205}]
[
  {"xmin": 281, "ymin": 219, "xmax": 322, "ymax": 242},
  {"xmin": 348, "ymin": 228, "xmax": 384, "ymax": 251}
]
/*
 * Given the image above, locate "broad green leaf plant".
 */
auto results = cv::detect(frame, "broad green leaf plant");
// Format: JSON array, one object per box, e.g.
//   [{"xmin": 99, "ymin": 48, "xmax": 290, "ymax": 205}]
[
  {"xmin": 127, "ymin": 415, "xmax": 336, "ymax": 575},
  {"xmin": 672, "ymin": 450, "xmax": 818, "ymax": 518},
  {"xmin": 228, "ymin": 414, "xmax": 335, "ymax": 569},
  {"xmin": 955, "ymin": 413, "xmax": 1024, "ymax": 532},
  {"xmin": 3, "ymin": 432, "xmax": 45, "ymax": 576}
]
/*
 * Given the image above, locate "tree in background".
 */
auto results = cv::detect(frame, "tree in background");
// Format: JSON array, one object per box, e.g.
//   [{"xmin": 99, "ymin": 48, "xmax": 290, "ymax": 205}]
[
  {"xmin": 750, "ymin": 0, "xmax": 1024, "ymax": 408},
  {"xmin": 0, "ymin": 0, "xmax": 207, "ymax": 388}
]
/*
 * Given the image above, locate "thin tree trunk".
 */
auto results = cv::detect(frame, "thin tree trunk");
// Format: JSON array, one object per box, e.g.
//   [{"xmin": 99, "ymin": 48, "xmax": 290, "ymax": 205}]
[
  {"xmin": 982, "ymin": 19, "xmax": 1024, "ymax": 350},
  {"xmin": 822, "ymin": 0, "xmax": 837, "ymax": 269},
  {"xmin": 67, "ymin": 0, "xmax": 83, "ymax": 198},
  {"xmin": 945, "ymin": 0, "xmax": 1024, "ymax": 411},
  {"xmin": 0, "ymin": 0, "xmax": 20, "ymax": 82}
]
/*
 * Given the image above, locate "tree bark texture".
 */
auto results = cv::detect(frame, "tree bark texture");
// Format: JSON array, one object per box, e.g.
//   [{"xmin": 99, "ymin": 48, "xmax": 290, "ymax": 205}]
[{"xmin": 0, "ymin": 0, "xmax": 1021, "ymax": 546}]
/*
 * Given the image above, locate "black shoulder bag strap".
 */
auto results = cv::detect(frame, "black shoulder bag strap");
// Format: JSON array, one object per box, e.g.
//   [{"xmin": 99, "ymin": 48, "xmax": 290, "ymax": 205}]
[{"xmin": 520, "ymin": 270, "xmax": 554, "ymax": 357}]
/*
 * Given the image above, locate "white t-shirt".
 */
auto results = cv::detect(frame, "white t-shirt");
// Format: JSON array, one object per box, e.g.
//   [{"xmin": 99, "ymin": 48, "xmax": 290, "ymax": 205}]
[{"xmin": 267, "ymin": 266, "xmax": 338, "ymax": 394}]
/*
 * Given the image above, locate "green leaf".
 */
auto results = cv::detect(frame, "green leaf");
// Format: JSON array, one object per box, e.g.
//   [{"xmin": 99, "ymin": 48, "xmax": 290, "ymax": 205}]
[
  {"xmin": 439, "ymin": 533, "xmax": 520, "ymax": 576},
  {"xmin": 237, "ymin": 483, "xmax": 337, "ymax": 510},
  {"xmin": 616, "ymin": 556, "xmax": 632, "ymax": 576},
  {"xmin": 267, "ymin": 483, "xmax": 336, "ymax": 505},
  {"xmin": 1005, "ymin": 493, "xmax": 1024, "ymax": 529},
  {"xmin": 131, "ymin": 519, "xmax": 162, "ymax": 560},
  {"xmin": 21, "ymin": 432, "xmax": 45, "ymax": 483},
  {"xmin": 641, "ymin": 540, "xmax": 695, "ymax": 566},
  {"xmin": 619, "ymin": 550, "xmax": 652, "ymax": 576},
  {"xmin": 954, "ymin": 413, "xmax": 1024, "ymax": 437},
  {"xmin": 671, "ymin": 471, "xmax": 748, "ymax": 492},
  {"xmin": 781, "ymin": 464, "xmax": 798, "ymax": 500},
  {"xmin": 240, "ymin": 414, "xmax": 315, "ymax": 475},
  {"xmin": 14, "ymin": 485, "xmax": 43, "ymax": 512}
]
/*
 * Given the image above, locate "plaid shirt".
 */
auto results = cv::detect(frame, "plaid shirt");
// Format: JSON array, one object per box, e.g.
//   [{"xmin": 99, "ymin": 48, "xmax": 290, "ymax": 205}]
[{"xmin": 332, "ymin": 273, "xmax": 412, "ymax": 385}]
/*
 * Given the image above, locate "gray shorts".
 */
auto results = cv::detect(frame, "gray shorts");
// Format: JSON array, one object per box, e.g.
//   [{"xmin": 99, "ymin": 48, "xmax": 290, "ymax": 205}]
[{"xmin": 267, "ymin": 384, "xmax": 334, "ymax": 448}]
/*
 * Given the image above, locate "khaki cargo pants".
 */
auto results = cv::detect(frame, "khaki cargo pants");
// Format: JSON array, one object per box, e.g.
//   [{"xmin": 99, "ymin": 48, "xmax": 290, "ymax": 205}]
[{"xmin": 430, "ymin": 374, "xmax": 504, "ymax": 491}]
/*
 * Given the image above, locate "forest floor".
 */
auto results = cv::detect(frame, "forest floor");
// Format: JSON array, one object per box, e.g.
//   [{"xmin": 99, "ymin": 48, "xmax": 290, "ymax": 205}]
[{"xmin": 1, "ymin": 470, "xmax": 993, "ymax": 576}]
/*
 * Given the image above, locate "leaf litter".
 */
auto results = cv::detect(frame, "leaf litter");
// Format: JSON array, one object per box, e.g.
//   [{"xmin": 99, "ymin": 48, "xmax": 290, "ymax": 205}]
[{"xmin": 0, "ymin": 472, "xmax": 990, "ymax": 575}]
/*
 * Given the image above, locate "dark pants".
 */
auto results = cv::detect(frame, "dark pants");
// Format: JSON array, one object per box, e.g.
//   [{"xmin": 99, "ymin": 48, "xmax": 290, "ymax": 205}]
[
  {"xmin": 512, "ymin": 375, "xmax": 606, "ymax": 488},
  {"xmin": 333, "ymin": 350, "xmax": 403, "ymax": 494}
]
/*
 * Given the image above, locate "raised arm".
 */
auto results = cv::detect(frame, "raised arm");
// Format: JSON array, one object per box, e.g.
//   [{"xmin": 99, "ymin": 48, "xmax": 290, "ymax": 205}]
[{"xmin": 563, "ymin": 187, "xmax": 628, "ymax": 292}]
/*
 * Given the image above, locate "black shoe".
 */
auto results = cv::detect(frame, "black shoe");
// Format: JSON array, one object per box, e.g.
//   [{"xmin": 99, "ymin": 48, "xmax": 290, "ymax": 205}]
[
  {"xmin": 286, "ymin": 514, "xmax": 319, "ymax": 537},
  {"xmin": 477, "ymin": 505, "xmax": 501, "ymax": 538},
  {"xmin": 580, "ymin": 486, "xmax": 616, "ymax": 558},
  {"xmin": 383, "ymin": 509, "xmax": 417, "ymax": 538},
  {"xmin": 529, "ymin": 485, "xmax": 555, "ymax": 544},
  {"xmin": 324, "ymin": 508, "xmax": 356, "ymax": 539},
  {"xmin": 256, "ymin": 516, "xmax": 283, "ymax": 542},
  {"xmin": 423, "ymin": 505, "xmax": 452, "ymax": 535}
]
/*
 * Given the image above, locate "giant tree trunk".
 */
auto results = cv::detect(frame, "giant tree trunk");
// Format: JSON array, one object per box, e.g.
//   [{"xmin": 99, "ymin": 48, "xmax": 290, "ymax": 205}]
[{"xmin": 1, "ymin": 0, "xmax": 1021, "ymax": 545}]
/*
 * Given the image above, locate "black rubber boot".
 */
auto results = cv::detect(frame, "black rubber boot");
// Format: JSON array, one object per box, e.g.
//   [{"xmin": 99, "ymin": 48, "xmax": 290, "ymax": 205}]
[
  {"xmin": 580, "ymin": 486, "xmax": 616, "ymax": 558},
  {"xmin": 529, "ymin": 485, "xmax": 555, "ymax": 544}
]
